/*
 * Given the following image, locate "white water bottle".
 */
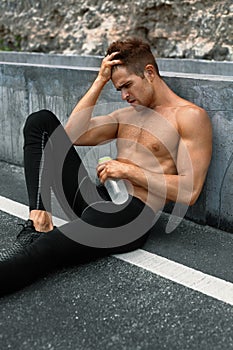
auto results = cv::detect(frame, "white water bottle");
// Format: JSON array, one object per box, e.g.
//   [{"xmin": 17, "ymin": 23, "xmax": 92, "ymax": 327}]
[{"xmin": 98, "ymin": 156, "xmax": 129, "ymax": 205}]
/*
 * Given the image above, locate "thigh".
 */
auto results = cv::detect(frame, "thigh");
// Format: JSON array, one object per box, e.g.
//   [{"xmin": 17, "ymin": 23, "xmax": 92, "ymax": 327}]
[
  {"xmin": 78, "ymin": 195, "xmax": 155, "ymax": 250},
  {"xmin": 80, "ymin": 195, "xmax": 152, "ymax": 227}
]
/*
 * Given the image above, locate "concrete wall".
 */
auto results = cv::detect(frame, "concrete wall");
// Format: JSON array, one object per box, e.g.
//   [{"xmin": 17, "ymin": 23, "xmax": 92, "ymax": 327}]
[
  {"xmin": 0, "ymin": 58, "xmax": 232, "ymax": 233},
  {"xmin": 0, "ymin": 51, "xmax": 232, "ymax": 76},
  {"xmin": 0, "ymin": 51, "xmax": 103, "ymax": 67},
  {"xmin": 158, "ymin": 58, "xmax": 233, "ymax": 76}
]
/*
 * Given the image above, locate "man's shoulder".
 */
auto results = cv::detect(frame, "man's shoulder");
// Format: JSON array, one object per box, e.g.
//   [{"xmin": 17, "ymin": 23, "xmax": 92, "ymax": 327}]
[
  {"xmin": 177, "ymin": 102, "xmax": 209, "ymax": 125},
  {"xmin": 110, "ymin": 106, "xmax": 134, "ymax": 120},
  {"xmin": 177, "ymin": 101, "xmax": 206, "ymax": 116},
  {"xmin": 175, "ymin": 103, "xmax": 211, "ymax": 137}
]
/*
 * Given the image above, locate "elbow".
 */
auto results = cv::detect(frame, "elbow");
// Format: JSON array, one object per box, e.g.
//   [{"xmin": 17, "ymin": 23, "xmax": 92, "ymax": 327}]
[
  {"xmin": 64, "ymin": 124, "xmax": 73, "ymax": 141},
  {"xmin": 177, "ymin": 187, "xmax": 201, "ymax": 207},
  {"xmin": 189, "ymin": 195, "xmax": 198, "ymax": 206},
  {"xmin": 64, "ymin": 125, "xmax": 84, "ymax": 145},
  {"xmin": 176, "ymin": 174, "xmax": 206, "ymax": 206},
  {"xmin": 185, "ymin": 189, "xmax": 201, "ymax": 206}
]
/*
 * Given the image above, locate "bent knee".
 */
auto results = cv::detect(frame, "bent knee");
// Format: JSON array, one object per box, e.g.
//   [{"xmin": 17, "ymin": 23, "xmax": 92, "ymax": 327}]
[{"xmin": 23, "ymin": 110, "xmax": 60, "ymax": 135}]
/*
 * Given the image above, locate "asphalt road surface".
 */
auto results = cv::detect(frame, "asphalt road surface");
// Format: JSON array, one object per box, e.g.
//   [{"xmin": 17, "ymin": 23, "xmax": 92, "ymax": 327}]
[{"xmin": 0, "ymin": 161, "xmax": 233, "ymax": 350}]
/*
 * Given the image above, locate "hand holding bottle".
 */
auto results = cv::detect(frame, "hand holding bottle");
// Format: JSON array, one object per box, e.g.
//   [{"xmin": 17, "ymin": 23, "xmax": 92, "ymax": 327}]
[{"xmin": 97, "ymin": 156, "xmax": 129, "ymax": 205}]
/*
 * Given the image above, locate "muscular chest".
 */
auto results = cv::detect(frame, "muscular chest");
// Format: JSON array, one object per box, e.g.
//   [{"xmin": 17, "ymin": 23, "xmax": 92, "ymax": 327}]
[{"xmin": 118, "ymin": 119, "xmax": 179, "ymax": 159}]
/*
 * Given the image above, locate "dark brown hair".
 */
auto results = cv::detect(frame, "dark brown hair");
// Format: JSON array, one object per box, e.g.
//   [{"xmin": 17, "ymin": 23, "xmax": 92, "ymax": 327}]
[{"xmin": 106, "ymin": 37, "xmax": 161, "ymax": 78}]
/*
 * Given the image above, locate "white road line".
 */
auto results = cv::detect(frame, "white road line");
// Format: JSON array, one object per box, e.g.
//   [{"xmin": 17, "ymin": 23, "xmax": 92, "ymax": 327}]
[
  {"xmin": 1, "ymin": 195, "xmax": 233, "ymax": 306},
  {"xmin": 0, "ymin": 195, "xmax": 67, "ymax": 226},
  {"xmin": 114, "ymin": 250, "xmax": 233, "ymax": 306}
]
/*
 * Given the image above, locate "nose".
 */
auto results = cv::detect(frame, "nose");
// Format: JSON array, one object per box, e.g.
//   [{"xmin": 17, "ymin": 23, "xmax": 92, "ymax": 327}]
[{"xmin": 121, "ymin": 88, "xmax": 129, "ymax": 101}]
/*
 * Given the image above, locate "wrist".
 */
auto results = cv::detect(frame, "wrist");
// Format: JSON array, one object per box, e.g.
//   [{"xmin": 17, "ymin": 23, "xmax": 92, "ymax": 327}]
[
  {"xmin": 95, "ymin": 75, "xmax": 109, "ymax": 86},
  {"xmin": 124, "ymin": 163, "xmax": 145, "ymax": 186}
]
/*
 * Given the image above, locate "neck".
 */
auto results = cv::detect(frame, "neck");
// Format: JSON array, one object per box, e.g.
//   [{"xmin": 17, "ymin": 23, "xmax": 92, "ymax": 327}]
[{"xmin": 152, "ymin": 78, "xmax": 177, "ymax": 108}]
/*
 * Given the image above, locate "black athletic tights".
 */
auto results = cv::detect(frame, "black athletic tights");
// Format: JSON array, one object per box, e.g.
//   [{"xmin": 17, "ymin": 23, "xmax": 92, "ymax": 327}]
[{"xmin": 0, "ymin": 110, "xmax": 155, "ymax": 295}]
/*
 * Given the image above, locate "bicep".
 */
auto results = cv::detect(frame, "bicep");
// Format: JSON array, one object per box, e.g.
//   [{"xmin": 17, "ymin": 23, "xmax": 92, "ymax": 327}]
[
  {"xmin": 74, "ymin": 114, "xmax": 118, "ymax": 146},
  {"xmin": 177, "ymin": 110, "xmax": 212, "ymax": 200}
]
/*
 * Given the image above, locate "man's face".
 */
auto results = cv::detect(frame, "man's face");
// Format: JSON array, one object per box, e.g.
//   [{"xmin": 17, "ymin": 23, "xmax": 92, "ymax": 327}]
[{"xmin": 111, "ymin": 66, "xmax": 155, "ymax": 109}]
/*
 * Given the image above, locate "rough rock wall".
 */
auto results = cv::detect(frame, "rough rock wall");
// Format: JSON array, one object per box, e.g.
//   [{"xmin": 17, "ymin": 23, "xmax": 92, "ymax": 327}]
[{"xmin": 0, "ymin": 0, "xmax": 232, "ymax": 60}]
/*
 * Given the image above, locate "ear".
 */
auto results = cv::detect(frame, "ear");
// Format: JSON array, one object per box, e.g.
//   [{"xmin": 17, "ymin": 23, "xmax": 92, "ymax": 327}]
[{"xmin": 144, "ymin": 64, "xmax": 155, "ymax": 82}]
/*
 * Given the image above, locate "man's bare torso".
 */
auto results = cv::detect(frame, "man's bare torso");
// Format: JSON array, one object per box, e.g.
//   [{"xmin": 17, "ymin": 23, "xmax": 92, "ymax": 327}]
[{"xmin": 114, "ymin": 103, "xmax": 193, "ymax": 211}]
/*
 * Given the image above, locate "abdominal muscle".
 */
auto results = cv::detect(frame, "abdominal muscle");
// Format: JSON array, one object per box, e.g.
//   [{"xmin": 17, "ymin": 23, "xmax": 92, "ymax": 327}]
[{"xmin": 117, "ymin": 151, "xmax": 177, "ymax": 213}]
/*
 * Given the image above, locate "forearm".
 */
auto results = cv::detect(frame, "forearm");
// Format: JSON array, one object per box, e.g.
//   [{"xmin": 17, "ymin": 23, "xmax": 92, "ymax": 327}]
[
  {"xmin": 65, "ymin": 77, "xmax": 106, "ymax": 143},
  {"xmin": 124, "ymin": 164, "xmax": 193, "ymax": 205},
  {"xmin": 65, "ymin": 52, "xmax": 121, "ymax": 144},
  {"xmin": 97, "ymin": 159, "xmax": 194, "ymax": 205}
]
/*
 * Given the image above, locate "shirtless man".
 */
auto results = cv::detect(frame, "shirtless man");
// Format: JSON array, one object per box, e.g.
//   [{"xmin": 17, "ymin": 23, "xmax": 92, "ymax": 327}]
[
  {"xmin": 0, "ymin": 38, "xmax": 212, "ymax": 295},
  {"xmin": 65, "ymin": 38, "xmax": 212, "ymax": 215}
]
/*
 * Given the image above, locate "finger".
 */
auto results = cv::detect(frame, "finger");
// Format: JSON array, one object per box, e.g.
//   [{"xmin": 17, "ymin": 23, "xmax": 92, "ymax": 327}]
[
  {"xmin": 98, "ymin": 170, "xmax": 107, "ymax": 184},
  {"xmin": 103, "ymin": 53, "xmax": 118, "ymax": 63},
  {"xmin": 105, "ymin": 52, "xmax": 122, "ymax": 64},
  {"xmin": 97, "ymin": 165, "xmax": 106, "ymax": 178},
  {"xmin": 109, "ymin": 59, "xmax": 122, "ymax": 66},
  {"xmin": 96, "ymin": 164, "xmax": 106, "ymax": 174},
  {"xmin": 106, "ymin": 51, "xmax": 120, "ymax": 58}
]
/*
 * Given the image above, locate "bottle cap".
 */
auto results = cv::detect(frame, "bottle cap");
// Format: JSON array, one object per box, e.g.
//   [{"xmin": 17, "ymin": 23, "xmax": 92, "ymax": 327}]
[{"xmin": 98, "ymin": 156, "xmax": 112, "ymax": 164}]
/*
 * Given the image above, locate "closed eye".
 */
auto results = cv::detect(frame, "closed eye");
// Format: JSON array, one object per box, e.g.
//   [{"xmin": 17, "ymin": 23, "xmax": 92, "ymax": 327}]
[{"xmin": 116, "ymin": 82, "xmax": 132, "ymax": 91}]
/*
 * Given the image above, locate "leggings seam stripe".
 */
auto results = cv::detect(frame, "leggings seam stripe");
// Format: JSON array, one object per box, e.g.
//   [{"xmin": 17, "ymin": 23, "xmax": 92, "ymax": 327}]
[{"xmin": 36, "ymin": 131, "xmax": 48, "ymax": 210}]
